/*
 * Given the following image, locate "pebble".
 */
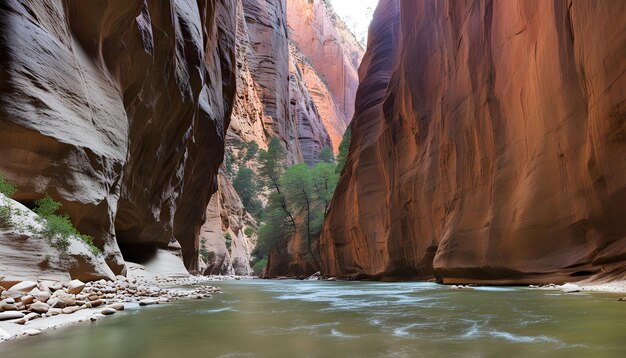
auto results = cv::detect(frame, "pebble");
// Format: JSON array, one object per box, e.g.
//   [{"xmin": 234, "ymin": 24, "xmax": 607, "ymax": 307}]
[{"xmin": 90, "ymin": 314, "xmax": 105, "ymax": 321}]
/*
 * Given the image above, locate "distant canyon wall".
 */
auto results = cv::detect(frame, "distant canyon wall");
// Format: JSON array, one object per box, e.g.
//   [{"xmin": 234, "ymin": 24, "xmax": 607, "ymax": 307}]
[
  {"xmin": 0, "ymin": 0, "xmax": 236, "ymax": 277},
  {"xmin": 198, "ymin": 0, "xmax": 362, "ymax": 276},
  {"xmin": 321, "ymin": 0, "xmax": 626, "ymax": 284}
]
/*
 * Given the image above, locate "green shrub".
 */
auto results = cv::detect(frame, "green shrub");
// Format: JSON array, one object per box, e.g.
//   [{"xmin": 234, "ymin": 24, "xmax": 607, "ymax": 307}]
[
  {"xmin": 0, "ymin": 174, "xmax": 16, "ymax": 197},
  {"xmin": 245, "ymin": 142, "xmax": 259, "ymax": 160},
  {"xmin": 0, "ymin": 205, "xmax": 11, "ymax": 228},
  {"xmin": 244, "ymin": 227, "xmax": 255, "ymax": 237},
  {"xmin": 39, "ymin": 214, "xmax": 73, "ymax": 252},
  {"xmin": 34, "ymin": 195, "xmax": 62, "ymax": 217},
  {"xmin": 224, "ymin": 232, "xmax": 232, "ymax": 250},
  {"xmin": 34, "ymin": 194, "xmax": 100, "ymax": 255},
  {"xmin": 199, "ymin": 239, "xmax": 210, "ymax": 262},
  {"xmin": 79, "ymin": 234, "xmax": 100, "ymax": 256},
  {"xmin": 252, "ymin": 258, "xmax": 268, "ymax": 276}
]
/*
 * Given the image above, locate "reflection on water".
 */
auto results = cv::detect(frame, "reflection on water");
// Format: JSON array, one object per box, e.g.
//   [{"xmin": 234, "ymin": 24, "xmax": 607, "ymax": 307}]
[{"xmin": 1, "ymin": 280, "xmax": 625, "ymax": 358}]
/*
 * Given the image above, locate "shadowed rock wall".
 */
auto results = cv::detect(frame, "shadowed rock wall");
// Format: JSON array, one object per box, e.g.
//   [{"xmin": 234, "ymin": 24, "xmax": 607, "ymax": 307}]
[{"xmin": 0, "ymin": 0, "xmax": 237, "ymax": 276}]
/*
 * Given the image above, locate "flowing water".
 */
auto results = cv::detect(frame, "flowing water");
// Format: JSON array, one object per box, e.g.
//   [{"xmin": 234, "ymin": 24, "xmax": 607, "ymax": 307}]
[{"xmin": 1, "ymin": 280, "xmax": 625, "ymax": 357}]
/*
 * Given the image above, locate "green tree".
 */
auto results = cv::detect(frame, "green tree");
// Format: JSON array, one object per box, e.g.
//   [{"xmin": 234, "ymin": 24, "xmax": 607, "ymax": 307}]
[
  {"xmin": 281, "ymin": 164, "xmax": 320, "ymax": 266},
  {"xmin": 232, "ymin": 167, "xmax": 262, "ymax": 216},
  {"xmin": 253, "ymin": 204, "xmax": 291, "ymax": 259},
  {"xmin": 258, "ymin": 137, "xmax": 297, "ymax": 231},
  {"xmin": 34, "ymin": 195, "xmax": 62, "ymax": 217},
  {"xmin": 245, "ymin": 141, "xmax": 259, "ymax": 160},
  {"xmin": 224, "ymin": 149, "xmax": 234, "ymax": 176},
  {"xmin": 319, "ymin": 146, "xmax": 335, "ymax": 164},
  {"xmin": 312, "ymin": 162, "xmax": 339, "ymax": 218},
  {"xmin": 336, "ymin": 126, "xmax": 351, "ymax": 174}
]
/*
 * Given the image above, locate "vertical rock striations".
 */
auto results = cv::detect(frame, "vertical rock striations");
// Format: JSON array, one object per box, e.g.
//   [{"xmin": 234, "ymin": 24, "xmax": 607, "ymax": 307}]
[
  {"xmin": 201, "ymin": 0, "xmax": 361, "ymax": 276},
  {"xmin": 0, "ymin": 0, "xmax": 236, "ymax": 277},
  {"xmin": 286, "ymin": 0, "xmax": 363, "ymax": 149},
  {"xmin": 321, "ymin": 0, "xmax": 626, "ymax": 284}
]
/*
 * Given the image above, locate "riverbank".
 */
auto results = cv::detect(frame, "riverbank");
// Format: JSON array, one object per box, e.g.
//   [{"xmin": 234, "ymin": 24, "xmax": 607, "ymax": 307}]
[
  {"xmin": 525, "ymin": 280, "xmax": 626, "ymax": 295},
  {"xmin": 0, "ymin": 272, "xmax": 235, "ymax": 343}
]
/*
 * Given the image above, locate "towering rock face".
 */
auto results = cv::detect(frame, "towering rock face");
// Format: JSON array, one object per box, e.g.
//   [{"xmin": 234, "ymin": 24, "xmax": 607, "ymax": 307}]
[
  {"xmin": 321, "ymin": 0, "xmax": 626, "ymax": 284},
  {"xmin": 286, "ymin": 0, "xmax": 363, "ymax": 151},
  {"xmin": 0, "ymin": 0, "xmax": 236, "ymax": 277},
  {"xmin": 201, "ymin": 0, "xmax": 359, "ymax": 276}
]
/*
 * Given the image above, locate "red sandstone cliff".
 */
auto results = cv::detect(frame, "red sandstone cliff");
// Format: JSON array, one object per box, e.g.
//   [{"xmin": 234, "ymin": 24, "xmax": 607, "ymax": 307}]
[
  {"xmin": 199, "ymin": 0, "xmax": 352, "ymax": 274},
  {"xmin": 286, "ymin": 0, "xmax": 363, "ymax": 152},
  {"xmin": 0, "ymin": 0, "xmax": 236, "ymax": 278},
  {"xmin": 321, "ymin": 0, "xmax": 626, "ymax": 284}
]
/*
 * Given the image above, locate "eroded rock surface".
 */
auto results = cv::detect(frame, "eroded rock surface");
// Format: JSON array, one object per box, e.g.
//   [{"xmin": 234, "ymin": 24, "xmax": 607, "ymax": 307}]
[
  {"xmin": 203, "ymin": 0, "xmax": 359, "ymax": 275},
  {"xmin": 0, "ymin": 1, "xmax": 236, "ymax": 276},
  {"xmin": 321, "ymin": 0, "xmax": 626, "ymax": 284},
  {"xmin": 199, "ymin": 173, "xmax": 257, "ymax": 276},
  {"xmin": 286, "ymin": 0, "xmax": 363, "ymax": 149}
]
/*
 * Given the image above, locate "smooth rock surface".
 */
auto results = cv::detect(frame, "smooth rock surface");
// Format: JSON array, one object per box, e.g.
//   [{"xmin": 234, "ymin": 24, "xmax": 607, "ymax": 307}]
[
  {"xmin": 0, "ymin": 0, "xmax": 237, "ymax": 278},
  {"xmin": 320, "ymin": 0, "xmax": 626, "ymax": 284},
  {"xmin": 0, "ymin": 312, "xmax": 24, "ymax": 321}
]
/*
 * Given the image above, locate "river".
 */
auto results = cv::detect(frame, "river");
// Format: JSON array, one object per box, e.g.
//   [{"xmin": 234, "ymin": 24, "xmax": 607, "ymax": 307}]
[{"xmin": 1, "ymin": 280, "xmax": 625, "ymax": 357}]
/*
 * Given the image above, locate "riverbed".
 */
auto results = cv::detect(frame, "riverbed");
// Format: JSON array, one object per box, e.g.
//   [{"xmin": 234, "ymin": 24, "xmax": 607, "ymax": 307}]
[{"xmin": 1, "ymin": 280, "xmax": 625, "ymax": 357}]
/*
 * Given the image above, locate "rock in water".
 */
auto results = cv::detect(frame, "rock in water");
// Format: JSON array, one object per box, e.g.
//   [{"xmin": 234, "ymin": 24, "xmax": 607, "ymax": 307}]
[
  {"xmin": 25, "ymin": 329, "xmax": 41, "ymax": 336},
  {"xmin": 139, "ymin": 300, "xmax": 157, "ymax": 306},
  {"xmin": 100, "ymin": 308, "xmax": 116, "ymax": 316},
  {"xmin": 306, "ymin": 272, "xmax": 322, "ymax": 281},
  {"xmin": 107, "ymin": 303, "xmax": 125, "ymax": 311},
  {"xmin": 561, "ymin": 284, "xmax": 582, "ymax": 293}
]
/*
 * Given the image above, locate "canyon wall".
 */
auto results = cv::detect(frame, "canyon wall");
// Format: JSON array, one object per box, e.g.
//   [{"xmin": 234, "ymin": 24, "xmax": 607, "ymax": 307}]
[
  {"xmin": 198, "ymin": 0, "xmax": 356, "ymax": 275},
  {"xmin": 0, "ymin": 0, "xmax": 236, "ymax": 278},
  {"xmin": 321, "ymin": 0, "xmax": 626, "ymax": 284},
  {"xmin": 286, "ymin": 0, "xmax": 363, "ymax": 152}
]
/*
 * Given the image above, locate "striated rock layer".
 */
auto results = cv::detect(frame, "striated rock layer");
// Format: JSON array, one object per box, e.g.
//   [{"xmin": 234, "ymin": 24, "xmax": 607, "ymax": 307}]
[
  {"xmin": 321, "ymin": 0, "xmax": 626, "ymax": 284},
  {"xmin": 0, "ymin": 0, "xmax": 236, "ymax": 277},
  {"xmin": 199, "ymin": 173, "xmax": 256, "ymax": 276},
  {"xmin": 286, "ymin": 0, "xmax": 363, "ymax": 149},
  {"xmin": 201, "ymin": 0, "xmax": 357, "ymax": 276}
]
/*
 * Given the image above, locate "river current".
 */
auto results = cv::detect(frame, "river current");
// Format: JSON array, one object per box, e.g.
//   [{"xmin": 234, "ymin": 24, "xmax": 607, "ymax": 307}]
[{"xmin": 1, "ymin": 280, "xmax": 625, "ymax": 357}]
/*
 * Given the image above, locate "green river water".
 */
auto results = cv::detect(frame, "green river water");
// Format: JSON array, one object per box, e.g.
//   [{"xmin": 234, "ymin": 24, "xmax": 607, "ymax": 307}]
[{"xmin": 0, "ymin": 280, "xmax": 625, "ymax": 357}]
